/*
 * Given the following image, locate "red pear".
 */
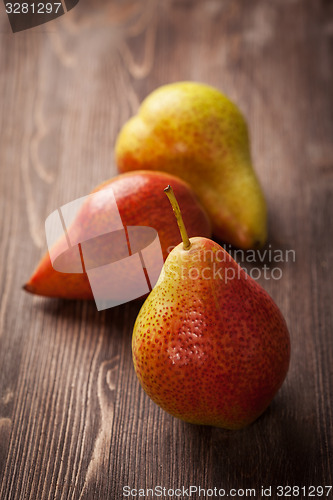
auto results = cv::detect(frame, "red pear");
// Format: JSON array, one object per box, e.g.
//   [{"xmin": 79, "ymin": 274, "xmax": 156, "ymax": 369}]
[{"xmin": 24, "ymin": 171, "xmax": 211, "ymax": 301}]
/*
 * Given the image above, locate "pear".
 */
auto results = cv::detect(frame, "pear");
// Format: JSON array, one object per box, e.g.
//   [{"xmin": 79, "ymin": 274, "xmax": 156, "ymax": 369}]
[
  {"xmin": 24, "ymin": 171, "xmax": 211, "ymax": 300},
  {"xmin": 132, "ymin": 186, "xmax": 290, "ymax": 429},
  {"xmin": 115, "ymin": 81, "xmax": 267, "ymax": 249}
]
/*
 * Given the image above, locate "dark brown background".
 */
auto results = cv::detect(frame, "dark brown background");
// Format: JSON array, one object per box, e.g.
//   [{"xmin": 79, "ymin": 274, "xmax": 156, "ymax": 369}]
[{"xmin": 0, "ymin": 1, "xmax": 332, "ymax": 499}]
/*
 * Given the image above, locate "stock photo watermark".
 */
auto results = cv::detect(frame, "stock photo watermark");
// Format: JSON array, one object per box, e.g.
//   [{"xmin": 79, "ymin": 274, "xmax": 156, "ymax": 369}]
[
  {"xmin": 122, "ymin": 484, "xmax": 332, "ymax": 498},
  {"xmin": 45, "ymin": 185, "xmax": 164, "ymax": 311},
  {"xmin": 3, "ymin": 0, "xmax": 79, "ymax": 32},
  {"xmin": 167, "ymin": 244, "xmax": 296, "ymax": 283},
  {"xmin": 44, "ymin": 184, "xmax": 296, "ymax": 311}
]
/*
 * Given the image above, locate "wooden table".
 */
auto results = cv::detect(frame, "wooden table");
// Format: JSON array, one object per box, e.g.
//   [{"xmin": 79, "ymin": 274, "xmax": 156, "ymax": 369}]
[{"xmin": 0, "ymin": 1, "xmax": 332, "ymax": 498}]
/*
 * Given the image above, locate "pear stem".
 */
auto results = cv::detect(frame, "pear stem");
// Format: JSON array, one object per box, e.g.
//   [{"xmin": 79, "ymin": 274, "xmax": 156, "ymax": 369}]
[{"xmin": 164, "ymin": 185, "xmax": 191, "ymax": 250}]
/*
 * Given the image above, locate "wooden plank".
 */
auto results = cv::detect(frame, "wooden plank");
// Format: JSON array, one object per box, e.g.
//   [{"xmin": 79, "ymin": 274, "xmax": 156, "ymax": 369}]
[{"xmin": 0, "ymin": 0, "xmax": 332, "ymax": 498}]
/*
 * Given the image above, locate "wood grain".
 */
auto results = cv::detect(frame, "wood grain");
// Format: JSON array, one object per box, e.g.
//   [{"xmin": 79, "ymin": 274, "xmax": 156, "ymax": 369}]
[{"xmin": 0, "ymin": 0, "xmax": 332, "ymax": 498}]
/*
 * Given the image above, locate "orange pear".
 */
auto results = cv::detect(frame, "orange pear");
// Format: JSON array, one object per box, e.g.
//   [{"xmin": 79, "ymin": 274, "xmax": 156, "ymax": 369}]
[{"xmin": 132, "ymin": 186, "xmax": 290, "ymax": 429}]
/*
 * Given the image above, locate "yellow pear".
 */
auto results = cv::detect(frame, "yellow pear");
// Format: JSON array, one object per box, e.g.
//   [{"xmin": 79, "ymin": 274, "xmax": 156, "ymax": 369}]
[{"xmin": 115, "ymin": 81, "xmax": 267, "ymax": 249}]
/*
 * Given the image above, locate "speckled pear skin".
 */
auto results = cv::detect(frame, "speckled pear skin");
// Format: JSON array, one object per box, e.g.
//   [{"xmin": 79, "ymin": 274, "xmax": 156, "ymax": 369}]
[
  {"xmin": 132, "ymin": 237, "xmax": 290, "ymax": 429},
  {"xmin": 115, "ymin": 82, "xmax": 267, "ymax": 250}
]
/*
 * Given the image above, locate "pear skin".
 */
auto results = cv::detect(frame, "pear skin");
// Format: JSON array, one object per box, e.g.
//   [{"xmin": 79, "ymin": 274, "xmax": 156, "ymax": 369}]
[
  {"xmin": 132, "ymin": 237, "xmax": 290, "ymax": 429},
  {"xmin": 24, "ymin": 171, "xmax": 211, "ymax": 300},
  {"xmin": 115, "ymin": 81, "xmax": 267, "ymax": 249}
]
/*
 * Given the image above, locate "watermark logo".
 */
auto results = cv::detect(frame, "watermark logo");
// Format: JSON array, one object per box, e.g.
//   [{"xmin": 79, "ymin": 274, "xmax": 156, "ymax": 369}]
[
  {"xmin": 45, "ymin": 186, "xmax": 295, "ymax": 311},
  {"xmin": 166, "ymin": 244, "xmax": 296, "ymax": 283},
  {"xmin": 45, "ymin": 185, "xmax": 164, "ymax": 310},
  {"xmin": 4, "ymin": 0, "xmax": 79, "ymax": 33}
]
